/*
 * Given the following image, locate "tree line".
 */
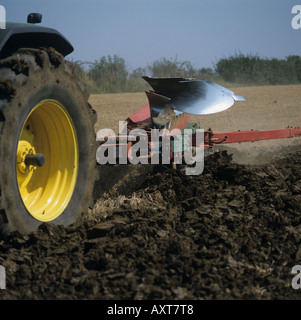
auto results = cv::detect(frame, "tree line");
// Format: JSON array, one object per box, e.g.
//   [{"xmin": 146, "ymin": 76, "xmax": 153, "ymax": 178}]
[{"xmin": 72, "ymin": 53, "xmax": 301, "ymax": 94}]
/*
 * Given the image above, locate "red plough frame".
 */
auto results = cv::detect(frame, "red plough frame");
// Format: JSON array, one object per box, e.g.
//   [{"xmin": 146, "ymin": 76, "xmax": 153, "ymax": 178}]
[{"xmin": 99, "ymin": 104, "xmax": 301, "ymax": 163}]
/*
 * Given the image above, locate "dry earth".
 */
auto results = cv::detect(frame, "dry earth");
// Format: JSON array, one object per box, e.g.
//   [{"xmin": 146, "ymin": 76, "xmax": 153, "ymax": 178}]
[{"xmin": 0, "ymin": 84, "xmax": 301, "ymax": 300}]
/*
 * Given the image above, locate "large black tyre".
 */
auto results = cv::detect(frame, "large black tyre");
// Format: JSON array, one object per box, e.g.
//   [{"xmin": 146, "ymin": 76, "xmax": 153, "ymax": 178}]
[{"xmin": 0, "ymin": 48, "xmax": 97, "ymax": 237}]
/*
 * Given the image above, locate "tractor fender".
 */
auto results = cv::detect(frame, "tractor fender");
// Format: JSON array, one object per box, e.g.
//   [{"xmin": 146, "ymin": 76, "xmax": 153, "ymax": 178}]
[{"xmin": 0, "ymin": 22, "xmax": 74, "ymax": 58}]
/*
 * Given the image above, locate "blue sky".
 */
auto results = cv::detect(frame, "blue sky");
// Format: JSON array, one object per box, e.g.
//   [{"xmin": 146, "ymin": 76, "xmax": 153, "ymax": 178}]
[{"xmin": 1, "ymin": 0, "xmax": 300, "ymax": 72}]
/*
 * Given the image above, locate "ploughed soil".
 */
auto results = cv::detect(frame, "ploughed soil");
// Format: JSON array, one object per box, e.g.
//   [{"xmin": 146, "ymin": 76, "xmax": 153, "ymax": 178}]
[{"xmin": 1, "ymin": 149, "xmax": 301, "ymax": 300}]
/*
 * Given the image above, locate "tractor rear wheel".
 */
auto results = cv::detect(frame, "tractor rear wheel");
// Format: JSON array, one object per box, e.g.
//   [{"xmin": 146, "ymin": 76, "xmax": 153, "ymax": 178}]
[{"xmin": 0, "ymin": 48, "xmax": 97, "ymax": 237}]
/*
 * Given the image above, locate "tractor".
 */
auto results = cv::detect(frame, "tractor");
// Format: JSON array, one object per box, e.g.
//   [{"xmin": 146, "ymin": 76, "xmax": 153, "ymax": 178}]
[{"xmin": 0, "ymin": 13, "xmax": 96, "ymax": 237}]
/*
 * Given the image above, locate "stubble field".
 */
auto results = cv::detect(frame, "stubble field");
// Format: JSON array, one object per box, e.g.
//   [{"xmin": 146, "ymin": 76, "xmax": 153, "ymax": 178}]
[{"xmin": 0, "ymin": 84, "xmax": 301, "ymax": 300}]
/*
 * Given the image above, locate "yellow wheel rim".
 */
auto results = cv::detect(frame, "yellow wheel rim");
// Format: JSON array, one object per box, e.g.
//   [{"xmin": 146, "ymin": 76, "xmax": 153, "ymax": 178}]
[{"xmin": 16, "ymin": 99, "xmax": 79, "ymax": 222}]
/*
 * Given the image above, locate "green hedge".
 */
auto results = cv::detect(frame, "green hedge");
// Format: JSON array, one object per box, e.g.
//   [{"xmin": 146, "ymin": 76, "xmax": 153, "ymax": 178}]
[
  {"xmin": 215, "ymin": 53, "xmax": 301, "ymax": 85},
  {"xmin": 71, "ymin": 54, "xmax": 301, "ymax": 93}
]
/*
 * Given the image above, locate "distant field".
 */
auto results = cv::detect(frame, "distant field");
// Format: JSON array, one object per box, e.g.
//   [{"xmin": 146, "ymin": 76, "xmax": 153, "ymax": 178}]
[
  {"xmin": 90, "ymin": 84, "xmax": 301, "ymax": 132},
  {"xmin": 89, "ymin": 84, "xmax": 301, "ymax": 163},
  {"xmin": 89, "ymin": 92, "xmax": 148, "ymax": 133}
]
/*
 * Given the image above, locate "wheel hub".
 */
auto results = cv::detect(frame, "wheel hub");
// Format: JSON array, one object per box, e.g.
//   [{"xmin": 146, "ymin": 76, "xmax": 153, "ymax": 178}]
[{"xmin": 17, "ymin": 141, "xmax": 38, "ymax": 174}]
